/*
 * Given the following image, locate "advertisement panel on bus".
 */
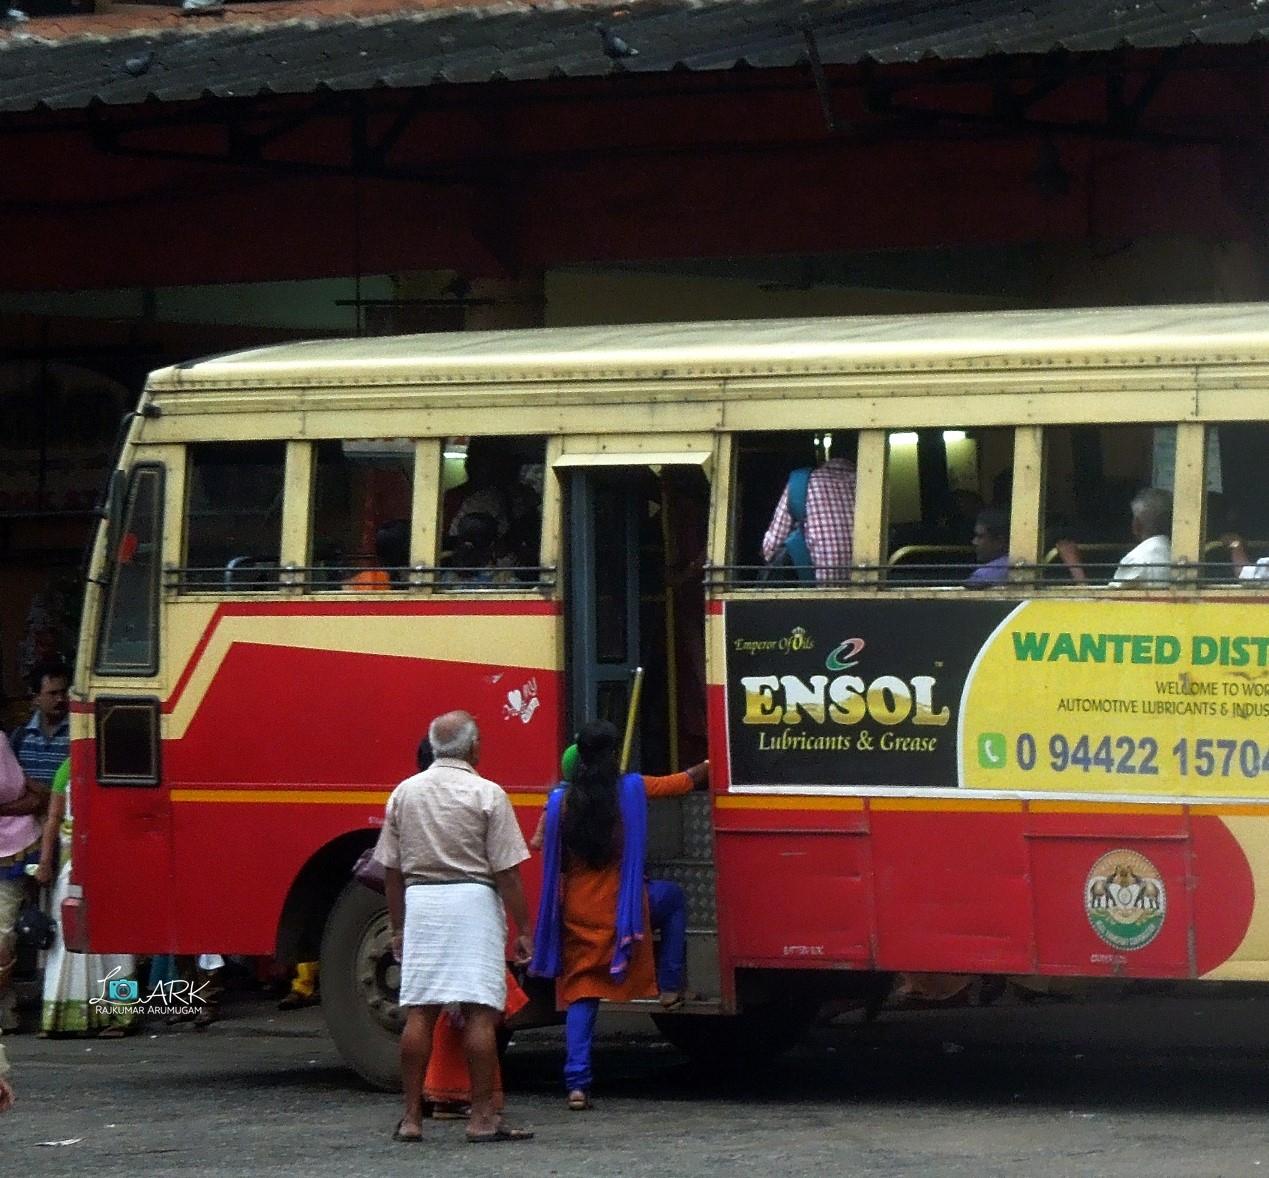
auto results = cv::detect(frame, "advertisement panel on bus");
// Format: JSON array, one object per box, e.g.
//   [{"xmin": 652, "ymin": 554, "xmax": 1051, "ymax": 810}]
[{"xmin": 724, "ymin": 599, "xmax": 1269, "ymax": 797}]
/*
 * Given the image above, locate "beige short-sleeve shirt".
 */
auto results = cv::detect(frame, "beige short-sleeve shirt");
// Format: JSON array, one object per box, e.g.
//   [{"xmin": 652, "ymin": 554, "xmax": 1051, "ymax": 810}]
[{"xmin": 373, "ymin": 757, "xmax": 529, "ymax": 885}]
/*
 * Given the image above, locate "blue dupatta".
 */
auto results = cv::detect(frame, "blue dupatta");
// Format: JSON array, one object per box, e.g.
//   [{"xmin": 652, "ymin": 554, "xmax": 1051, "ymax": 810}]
[{"xmin": 529, "ymin": 773, "xmax": 648, "ymax": 982}]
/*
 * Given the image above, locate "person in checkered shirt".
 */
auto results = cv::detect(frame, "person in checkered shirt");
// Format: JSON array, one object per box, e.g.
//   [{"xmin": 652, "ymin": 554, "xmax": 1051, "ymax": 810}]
[{"xmin": 761, "ymin": 454, "xmax": 858, "ymax": 582}]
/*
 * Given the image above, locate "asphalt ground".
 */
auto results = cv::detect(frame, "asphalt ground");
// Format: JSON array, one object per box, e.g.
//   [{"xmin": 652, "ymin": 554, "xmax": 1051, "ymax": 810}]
[{"xmin": 4, "ymin": 987, "xmax": 1269, "ymax": 1176}]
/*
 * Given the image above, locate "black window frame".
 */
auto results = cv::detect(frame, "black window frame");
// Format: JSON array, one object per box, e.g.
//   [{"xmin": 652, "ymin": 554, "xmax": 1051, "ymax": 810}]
[
  {"xmin": 94, "ymin": 462, "xmax": 165, "ymax": 677},
  {"xmin": 94, "ymin": 696, "xmax": 162, "ymax": 788}
]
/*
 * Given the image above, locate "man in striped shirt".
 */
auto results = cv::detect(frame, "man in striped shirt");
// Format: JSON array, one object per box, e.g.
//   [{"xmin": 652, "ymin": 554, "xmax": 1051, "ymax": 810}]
[
  {"xmin": 11, "ymin": 660, "xmax": 70, "ymax": 787},
  {"xmin": 762, "ymin": 455, "xmax": 858, "ymax": 582}
]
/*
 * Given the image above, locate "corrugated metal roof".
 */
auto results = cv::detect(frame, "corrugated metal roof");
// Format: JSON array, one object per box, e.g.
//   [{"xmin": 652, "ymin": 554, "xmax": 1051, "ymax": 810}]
[{"xmin": 0, "ymin": 0, "xmax": 1266, "ymax": 115}]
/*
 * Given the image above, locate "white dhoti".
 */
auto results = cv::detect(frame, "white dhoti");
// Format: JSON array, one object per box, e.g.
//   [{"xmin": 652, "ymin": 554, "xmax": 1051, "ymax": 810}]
[{"xmin": 399, "ymin": 882, "xmax": 507, "ymax": 1010}]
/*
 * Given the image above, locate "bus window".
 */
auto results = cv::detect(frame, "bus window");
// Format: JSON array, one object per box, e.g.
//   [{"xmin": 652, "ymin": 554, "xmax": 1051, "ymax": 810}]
[
  {"xmin": 730, "ymin": 430, "xmax": 853, "ymax": 584},
  {"xmin": 183, "ymin": 441, "xmax": 285, "ymax": 591},
  {"xmin": 1203, "ymin": 422, "xmax": 1269, "ymax": 584},
  {"xmin": 439, "ymin": 435, "xmax": 545, "ymax": 584},
  {"xmin": 310, "ymin": 439, "xmax": 414, "ymax": 591},
  {"xmin": 1044, "ymin": 425, "xmax": 1175, "ymax": 585},
  {"xmin": 885, "ymin": 427, "xmax": 1014, "ymax": 586},
  {"xmin": 95, "ymin": 464, "xmax": 162, "ymax": 675}
]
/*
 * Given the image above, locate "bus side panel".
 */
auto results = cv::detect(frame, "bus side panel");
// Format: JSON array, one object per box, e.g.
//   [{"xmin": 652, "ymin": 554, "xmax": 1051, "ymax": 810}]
[
  {"xmin": 869, "ymin": 807, "xmax": 1033, "ymax": 974},
  {"xmin": 168, "ymin": 642, "xmax": 559, "ymax": 788},
  {"xmin": 74, "ymin": 735, "xmax": 176, "ymax": 956},
  {"xmin": 134, "ymin": 628, "xmax": 555, "ymax": 954},
  {"xmin": 715, "ymin": 807, "xmax": 874, "ymax": 966},
  {"xmin": 166, "ymin": 798, "xmax": 382, "ymax": 955}
]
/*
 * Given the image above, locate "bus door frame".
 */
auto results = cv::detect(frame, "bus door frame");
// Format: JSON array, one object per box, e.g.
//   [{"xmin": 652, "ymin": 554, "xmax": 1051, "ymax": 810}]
[{"xmin": 553, "ymin": 444, "xmax": 723, "ymax": 1005}]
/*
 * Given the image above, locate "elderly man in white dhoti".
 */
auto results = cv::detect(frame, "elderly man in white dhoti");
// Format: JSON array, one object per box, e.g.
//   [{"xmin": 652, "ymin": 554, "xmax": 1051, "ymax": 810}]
[{"xmin": 374, "ymin": 709, "xmax": 535, "ymax": 1145}]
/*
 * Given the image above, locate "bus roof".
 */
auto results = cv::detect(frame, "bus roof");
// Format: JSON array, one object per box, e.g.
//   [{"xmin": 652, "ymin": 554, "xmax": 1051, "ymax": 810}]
[{"xmin": 150, "ymin": 302, "xmax": 1269, "ymax": 389}]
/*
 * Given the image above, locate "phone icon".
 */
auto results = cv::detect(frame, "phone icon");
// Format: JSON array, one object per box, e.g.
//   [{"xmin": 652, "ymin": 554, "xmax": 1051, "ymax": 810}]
[{"xmin": 977, "ymin": 733, "xmax": 1007, "ymax": 770}]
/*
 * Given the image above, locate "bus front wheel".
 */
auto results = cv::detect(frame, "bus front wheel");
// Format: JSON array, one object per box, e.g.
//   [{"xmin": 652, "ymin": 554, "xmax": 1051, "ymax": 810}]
[
  {"xmin": 320, "ymin": 881, "xmax": 403, "ymax": 1091},
  {"xmin": 651, "ymin": 999, "xmax": 819, "ymax": 1068}
]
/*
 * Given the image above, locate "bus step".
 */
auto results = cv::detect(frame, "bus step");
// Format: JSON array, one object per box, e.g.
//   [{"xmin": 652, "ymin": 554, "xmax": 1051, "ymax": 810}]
[{"xmin": 598, "ymin": 998, "xmax": 724, "ymax": 1016}]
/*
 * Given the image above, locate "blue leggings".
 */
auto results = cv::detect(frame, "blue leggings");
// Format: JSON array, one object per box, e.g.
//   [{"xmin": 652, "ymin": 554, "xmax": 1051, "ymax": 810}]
[
  {"xmin": 646, "ymin": 879, "xmax": 687, "ymax": 994},
  {"xmin": 564, "ymin": 997, "xmax": 600, "ymax": 1093},
  {"xmin": 563, "ymin": 880, "xmax": 688, "ymax": 1093}
]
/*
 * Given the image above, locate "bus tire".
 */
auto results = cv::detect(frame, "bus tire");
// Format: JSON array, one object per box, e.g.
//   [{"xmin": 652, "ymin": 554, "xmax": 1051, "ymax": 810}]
[
  {"xmin": 320, "ymin": 881, "xmax": 403, "ymax": 1091},
  {"xmin": 651, "ymin": 1000, "xmax": 817, "ymax": 1069}
]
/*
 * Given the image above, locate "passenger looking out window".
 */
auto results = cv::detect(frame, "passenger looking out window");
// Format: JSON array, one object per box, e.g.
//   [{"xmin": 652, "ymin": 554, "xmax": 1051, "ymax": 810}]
[
  {"xmin": 1056, "ymin": 488, "xmax": 1172, "ymax": 586},
  {"xmin": 966, "ymin": 509, "xmax": 1010, "ymax": 587}
]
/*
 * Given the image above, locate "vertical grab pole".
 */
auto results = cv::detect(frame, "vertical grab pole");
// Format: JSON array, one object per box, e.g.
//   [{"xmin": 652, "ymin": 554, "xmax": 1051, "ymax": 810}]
[
  {"xmin": 620, "ymin": 666, "xmax": 645, "ymax": 774},
  {"xmin": 659, "ymin": 477, "xmax": 681, "ymax": 771}
]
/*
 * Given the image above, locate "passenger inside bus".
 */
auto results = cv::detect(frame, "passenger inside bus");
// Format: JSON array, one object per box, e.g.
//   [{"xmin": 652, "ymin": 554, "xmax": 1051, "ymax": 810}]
[
  {"xmin": 758, "ymin": 433, "xmax": 857, "ymax": 582},
  {"xmin": 441, "ymin": 512, "xmax": 517, "ymax": 587},
  {"xmin": 883, "ymin": 428, "xmax": 1013, "ymax": 585},
  {"xmin": 1055, "ymin": 487, "xmax": 1173, "ymax": 586},
  {"xmin": 966, "ymin": 509, "xmax": 1010, "ymax": 586},
  {"xmin": 1225, "ymin": 533, "xmax": 1269, "ymax": 581},
  {"xmin": 442, "ymin": 438, "xmax": 542, "ymax": 570},
  {"xmin": 345, "ymin": 520, "xmax": 409, "ymax": 591}
]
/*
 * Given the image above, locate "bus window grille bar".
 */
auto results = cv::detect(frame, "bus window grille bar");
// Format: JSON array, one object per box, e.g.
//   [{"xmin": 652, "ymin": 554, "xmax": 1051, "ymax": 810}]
[
  {"xmin": 706, "ymin": 563, "xmax": 1264, "ymax": 591},
  {"xmin": 165, "ymin": 566, "xmax": 557, "ymax": 593}
]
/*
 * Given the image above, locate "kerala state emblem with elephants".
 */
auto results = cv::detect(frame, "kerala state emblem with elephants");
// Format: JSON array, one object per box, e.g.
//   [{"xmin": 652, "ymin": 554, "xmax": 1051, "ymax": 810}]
[{"xmin": 1084, "ymin": 849, "xmax": 1167, "ymax": 951}]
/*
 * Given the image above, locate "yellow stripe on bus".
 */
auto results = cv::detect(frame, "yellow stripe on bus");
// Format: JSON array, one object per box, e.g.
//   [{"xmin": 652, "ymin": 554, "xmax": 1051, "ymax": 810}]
[
  {"xmin": 1029, "ymin": 800, "xmax": 1185, "ymax": 815},
  {"xmin": 171, "ymin": 789, "xmax": 392, "ymax": 805}
]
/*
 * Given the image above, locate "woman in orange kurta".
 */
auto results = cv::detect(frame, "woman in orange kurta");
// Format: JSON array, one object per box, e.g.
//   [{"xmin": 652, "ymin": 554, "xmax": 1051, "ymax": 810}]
[
  {"xmin": 422, "ymin": 969, "xmax": 528, "ymax": 1116},
  {"xmin": 530, "ymin": 721, "xmax": 707, "ymax": 1109}
]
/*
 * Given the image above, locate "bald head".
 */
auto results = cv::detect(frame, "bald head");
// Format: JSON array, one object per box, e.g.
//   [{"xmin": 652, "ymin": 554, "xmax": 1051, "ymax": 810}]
[{"xmin": 428, "ymin": 710, "xmax": 480, "ymax": 763}]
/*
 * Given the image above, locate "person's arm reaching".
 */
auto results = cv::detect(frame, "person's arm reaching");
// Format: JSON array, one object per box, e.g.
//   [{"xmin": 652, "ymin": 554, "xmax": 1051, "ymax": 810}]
[
  {"xmin": 1055, "ymin": 538, "xmax": 1088, "ymax": 583},
  {"xmin": 384, "ymin": 867, "xmax": 405, "ymax": 963},
  {"xmin": 643, "ymin": 761, "xmax": 709, "ymax": 798},
  {"xmin": 1225, "ymin": 534, "xmax": 1252, "ymax": 575},
  {"xmin": 761, "ymin": 486, "xmax": 793, "ymax": 562},
  {"xmin": 493, "ymin": 866, "xmax": 533, "ymax": 965},
  {"xmin": 528, "ymin": 809, "xmax": 547, "ymax": 852}
]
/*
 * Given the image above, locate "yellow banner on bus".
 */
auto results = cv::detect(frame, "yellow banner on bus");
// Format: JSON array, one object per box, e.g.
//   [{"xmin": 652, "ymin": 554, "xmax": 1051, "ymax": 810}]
[{"xmin": 960, "ymin": 600, "xmax": 1269, "ymax": 796}]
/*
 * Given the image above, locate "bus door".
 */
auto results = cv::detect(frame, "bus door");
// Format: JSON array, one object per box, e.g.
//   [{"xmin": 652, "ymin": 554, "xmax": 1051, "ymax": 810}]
[{"xmin": 563, "ymin": 461, "xmax": 721, "ymax": 1004}]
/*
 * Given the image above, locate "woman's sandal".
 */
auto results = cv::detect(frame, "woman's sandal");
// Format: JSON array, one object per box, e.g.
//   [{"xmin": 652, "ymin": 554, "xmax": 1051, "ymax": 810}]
[
  {"xmin": 566, "ymin": 1090, "xmax": 592, "ymax": 1111},
  {"xmin": 392, "ymin": 1119, "xmax": 424, "ymax": 1143},
  {"xmin": 658, "ymin": 992, "xmax": 685, "ymax": 1012}
]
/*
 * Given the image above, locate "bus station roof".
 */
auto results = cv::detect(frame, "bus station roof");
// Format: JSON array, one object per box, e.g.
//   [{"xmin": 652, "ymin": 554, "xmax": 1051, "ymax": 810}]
[
  {"xmin": 151, "ymin": 301, "xmax": 1269, "ymax": 387},
  {"xmin": 1, "ymin": 0, "xmax": 1267, "ymax": 115}
]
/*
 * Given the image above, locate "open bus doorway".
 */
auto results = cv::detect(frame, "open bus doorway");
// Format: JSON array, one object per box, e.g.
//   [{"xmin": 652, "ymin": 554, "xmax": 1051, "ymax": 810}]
[{"xmin": 562, "ymin": 462, "xmax": 719, "ymax": 1004}]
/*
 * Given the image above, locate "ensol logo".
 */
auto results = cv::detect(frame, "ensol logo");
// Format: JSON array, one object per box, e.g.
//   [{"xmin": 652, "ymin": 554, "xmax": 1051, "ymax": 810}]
[{"xmin": 1085, "ymin": 849, "xmax": 1166, "ymax": 951}]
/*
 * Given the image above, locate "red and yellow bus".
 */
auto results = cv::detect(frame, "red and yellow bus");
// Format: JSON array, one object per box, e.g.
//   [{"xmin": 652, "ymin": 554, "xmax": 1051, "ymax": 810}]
[{"xmin": 70, "ymin": 306, "xmax": 1269, "ymax": 1085}]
